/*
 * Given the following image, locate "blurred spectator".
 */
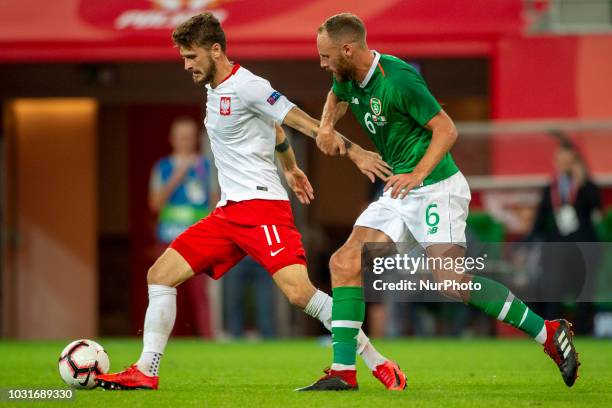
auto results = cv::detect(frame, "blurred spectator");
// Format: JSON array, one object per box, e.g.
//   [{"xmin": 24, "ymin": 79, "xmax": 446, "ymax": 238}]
[
  {"xmin": 528, "ymin": 135, "xmax": 602, "ymax": 331},
  {"xmin": 529, "ymin": 137, "xmax": 601, "ymax": 243},
  {"xmin": 149, "ymin": 116, "xmax": 215, "ymax": 337},
  {"xmin": 223, "ymin": 257, "xmax": 277, "ymax": 339}
]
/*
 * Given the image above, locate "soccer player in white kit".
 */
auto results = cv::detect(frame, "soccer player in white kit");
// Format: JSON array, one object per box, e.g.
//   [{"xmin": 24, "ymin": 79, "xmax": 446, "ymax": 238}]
[{"xmin": 96, "ymin": 12, "xmax": 406, "ymax": 391}]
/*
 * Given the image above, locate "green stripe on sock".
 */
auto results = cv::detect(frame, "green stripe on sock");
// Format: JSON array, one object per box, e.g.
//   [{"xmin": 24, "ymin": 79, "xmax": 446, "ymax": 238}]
[
  {"xmin": 332, "ymin": 286, "xmax": 364, "ymax": 367},
  {"xmin": 469, "ymin": 276, "xmax": 545, "ymax": 340}
]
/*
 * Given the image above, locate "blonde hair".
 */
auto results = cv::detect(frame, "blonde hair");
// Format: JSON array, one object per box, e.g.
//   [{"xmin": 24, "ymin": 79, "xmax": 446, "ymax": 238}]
[{"xmin": 318, "ymin": 13, "xmax": 366, "ymax": 45}]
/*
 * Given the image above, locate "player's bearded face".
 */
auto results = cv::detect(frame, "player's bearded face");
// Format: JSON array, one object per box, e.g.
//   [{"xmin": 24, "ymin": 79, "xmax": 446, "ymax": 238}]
[
  {"xmin": 191, "ymin": 53, "xmax": 216, "ymax": 86},
  {"xmin": 332, "ymin": 53, "xmax": 354, "ymax": 82},
  {"xmin": 317, "ymin": 33, "xmax": 355, "ymax": 82},
  {"xmin": 181, "ymin": 46, "xmax": 216, "ymax": 86},
  {"xmin": 199, "ymin": 55, "xmax": 216, "ymax": 85}
]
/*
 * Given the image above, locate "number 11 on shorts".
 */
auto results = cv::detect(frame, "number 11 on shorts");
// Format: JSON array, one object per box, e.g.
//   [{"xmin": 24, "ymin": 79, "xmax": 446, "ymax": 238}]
[{"xmin": 261, "ymin": 225, "xmax": 281, "ymax": 246}]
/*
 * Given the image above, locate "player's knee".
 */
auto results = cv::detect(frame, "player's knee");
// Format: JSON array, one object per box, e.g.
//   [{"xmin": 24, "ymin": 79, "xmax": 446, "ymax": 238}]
[
  {"xmin": 147, "ymin": 263, "xmax": 175, "ymax": 286},
  {"xmin": 330, "ymin": 248, "xmax": 360, "ymax": 282}
]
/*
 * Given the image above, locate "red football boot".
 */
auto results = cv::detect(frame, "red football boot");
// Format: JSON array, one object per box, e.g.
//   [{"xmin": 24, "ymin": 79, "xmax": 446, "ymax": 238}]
[
  {"xmin": 543, "ymin": 319, "xmax": 580, "ymax": 387},
  {"xmin": 96, "ymin": 364, "xmax": 159, "ymax": 390},
  {"xmin": 373, "ymin": 360, "xmax": 407, "ymax": 390}
]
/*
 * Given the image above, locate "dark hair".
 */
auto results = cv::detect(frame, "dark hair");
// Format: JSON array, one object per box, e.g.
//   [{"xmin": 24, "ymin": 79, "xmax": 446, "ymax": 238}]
[
  {"xmin": 551, "ymin": 130, "xmax": 578, "ymax": 153},
  {"xmin": 552, "ymin": 130, "xmax": 591, "ymax": 175},
  {"xmin": 318, "ymin": 13, "xmax": 366, "ymax": 44},
  {"xmin": 172, "ymin": 12, "xmax": 226, "ymax": 51}
]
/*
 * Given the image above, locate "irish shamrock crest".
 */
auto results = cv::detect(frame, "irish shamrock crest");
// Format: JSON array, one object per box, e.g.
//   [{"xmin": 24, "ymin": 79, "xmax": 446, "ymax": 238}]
[{"xmin": 370, "ymin": 97, "xmax": 382, "ymax": 116}]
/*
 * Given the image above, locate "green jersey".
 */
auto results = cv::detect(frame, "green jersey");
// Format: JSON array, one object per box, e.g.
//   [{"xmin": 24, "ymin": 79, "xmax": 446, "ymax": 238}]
[{"xmin": 332, "ymin": 52, "xmax": 458, "ymax": 185}]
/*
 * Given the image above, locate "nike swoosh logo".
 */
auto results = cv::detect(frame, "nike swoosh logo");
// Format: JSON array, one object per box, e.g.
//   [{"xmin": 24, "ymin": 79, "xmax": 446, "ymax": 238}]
[{"xmin": 270, "ymin": 247, "xmax": 285, "ymax": 257}]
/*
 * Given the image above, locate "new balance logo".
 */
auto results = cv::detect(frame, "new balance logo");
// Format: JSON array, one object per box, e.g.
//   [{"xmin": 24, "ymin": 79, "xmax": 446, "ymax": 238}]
[
  {"xmin": 270, "ymin": 247, "xmax": 285, "ymax": 257},
  {"xmin": 351, "ymin": 97, "xmax": 359, "ymax": 105}
]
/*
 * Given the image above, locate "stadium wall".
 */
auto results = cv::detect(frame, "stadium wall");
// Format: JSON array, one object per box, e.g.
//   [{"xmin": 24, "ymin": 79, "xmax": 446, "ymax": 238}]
[{"xmin": 493, "ymin": 35, "xmax": 612, "ymax": 120}]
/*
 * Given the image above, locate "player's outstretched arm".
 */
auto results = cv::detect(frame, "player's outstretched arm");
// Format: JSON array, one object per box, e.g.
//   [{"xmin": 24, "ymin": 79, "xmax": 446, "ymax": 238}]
[
  {"xmin": 274, "ymin": 123, "xmax": 314, "ymax": 205},
  {"xmin": 283, "ymin": 106, "xmax": 392, "ymax": 182}
]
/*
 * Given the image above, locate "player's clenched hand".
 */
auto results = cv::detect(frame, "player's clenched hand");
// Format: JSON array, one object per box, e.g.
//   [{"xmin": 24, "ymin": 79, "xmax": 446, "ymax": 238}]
[
  {"xmin": 316, "ymin": 125, "xmax": 346, "ymax": 156},
  {"xmin": 384, "ymin": 172, "xmax": 425, "ymax": 199},
  {"xmin": 284, "ymin": 167, "xmax": 315, "ymax": 205},
  {"xmin": 348, "ymin": 145, "xmax": 393, "ymax": 182}
]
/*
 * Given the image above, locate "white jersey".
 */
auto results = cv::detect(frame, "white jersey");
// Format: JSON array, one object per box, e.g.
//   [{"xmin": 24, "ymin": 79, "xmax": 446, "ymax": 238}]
[{"xmin": 204, "ymin": 64, "xmax": 296, "ymax": 207}]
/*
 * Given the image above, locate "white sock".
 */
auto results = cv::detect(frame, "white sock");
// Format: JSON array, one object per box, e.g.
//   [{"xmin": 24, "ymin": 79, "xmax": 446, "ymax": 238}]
[
  {"xmin": 303, "ymin": 289, "xmax": 332, "ymax": 330},
  {"xmin": 137, "ymin": 352, "xmax": 162, "ymax": 377},
  {"xmin": 535, "ymin": 325, "xmax": 547, "ymax": 345},
  {"xmin": 358, "ymin": 340, "xmax": 387, "ymax": 370},
  {"xmin": 303, "ymin": 289, "xmax": 387, "ymax": 371},
  {"xmin": 136, "ymin": 284, "xmax": 177, "ymax": 376}
]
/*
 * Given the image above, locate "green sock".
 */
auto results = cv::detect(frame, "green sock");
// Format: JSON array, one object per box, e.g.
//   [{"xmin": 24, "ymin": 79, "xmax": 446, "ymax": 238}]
[
  {"xmin": 331, "ymin": 286, "xmax": 365, "ymax": 369},
  {"xmin": 469, "ymin": 276, "xmax": 546, "ymax": 343}
]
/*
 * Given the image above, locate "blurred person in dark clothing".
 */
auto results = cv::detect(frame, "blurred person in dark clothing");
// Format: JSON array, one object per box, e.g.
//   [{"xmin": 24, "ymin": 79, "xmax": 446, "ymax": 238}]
[
  {"xmin": 530, "ymin": 137, "xmax": 601, "ymax": 243},
  {"xmin": 529, "ymin": 136, "xmax": 602, "ymax": 331}
]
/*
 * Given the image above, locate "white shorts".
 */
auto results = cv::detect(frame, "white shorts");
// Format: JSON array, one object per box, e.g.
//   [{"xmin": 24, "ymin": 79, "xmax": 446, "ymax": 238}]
[{"xmin": 355, "ymin": 172, "xmax": 471, "ymax": 247}]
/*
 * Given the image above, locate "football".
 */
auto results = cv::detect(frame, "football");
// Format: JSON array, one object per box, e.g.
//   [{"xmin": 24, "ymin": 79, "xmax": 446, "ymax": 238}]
[{"xmin": 58, "ymin": 339, "xmax": 110, "ymax": 389}]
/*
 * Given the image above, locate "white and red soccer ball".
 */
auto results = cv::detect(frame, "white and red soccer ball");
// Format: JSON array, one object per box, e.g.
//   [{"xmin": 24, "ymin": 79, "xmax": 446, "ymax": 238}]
[{"xmin": 58, "ymin": 339, "xmax": 110, "ymax": 389}]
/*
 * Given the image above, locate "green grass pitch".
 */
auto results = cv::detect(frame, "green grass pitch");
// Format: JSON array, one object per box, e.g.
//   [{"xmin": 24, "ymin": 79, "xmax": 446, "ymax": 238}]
[{"xmin": 1, "ymin": 338, "xmax": 611, "ymax": 407}]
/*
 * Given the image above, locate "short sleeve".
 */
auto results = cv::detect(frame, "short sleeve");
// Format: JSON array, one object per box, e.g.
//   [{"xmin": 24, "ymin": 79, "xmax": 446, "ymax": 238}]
[
  {"xmin": 238, "ymin": 78, "xmax": 296, "ymax": 123},
  {"xmin": 331, "ymin": 77, "xmax": 349, "ymax": 102},
  {"xmin": 394, "ymin": 68, "xmax": 441, "ymax": 126}
]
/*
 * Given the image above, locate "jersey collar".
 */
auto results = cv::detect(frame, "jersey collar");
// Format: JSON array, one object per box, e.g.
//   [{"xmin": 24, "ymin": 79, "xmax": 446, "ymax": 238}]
[
  {"xmin": 358, "ymin": 51, "xmax": 380, "ymax": 89},
  {"xmin": 219, "ymin": 63, "xmax": 241, "ymax": 85},
  {"xmin": 207, "ymin": 63, "xmax": 241, "ymax": 91}
]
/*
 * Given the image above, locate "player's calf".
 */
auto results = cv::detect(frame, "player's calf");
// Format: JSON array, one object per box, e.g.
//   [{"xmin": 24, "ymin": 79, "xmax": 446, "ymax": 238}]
[
  {"xmin": 98, "ymin": 248, "xmax": 192, "ymax": 390},
  {"xmin": 429, "ymin": 268, "xmax": 469, "ymax": 301},
  {"xmin": 272, "ymin": 264, "xmax": 317, "ymax": 308},
  {"xmin": 427, "ymin": 243, "xmax": 468, "ymax": 301}
]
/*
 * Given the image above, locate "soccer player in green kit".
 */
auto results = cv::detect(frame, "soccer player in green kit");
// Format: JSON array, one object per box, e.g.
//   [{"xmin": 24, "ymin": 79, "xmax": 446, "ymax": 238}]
[{"xmin": 298, "ymin": 13, "xmax": 580, "ymax": 391}]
